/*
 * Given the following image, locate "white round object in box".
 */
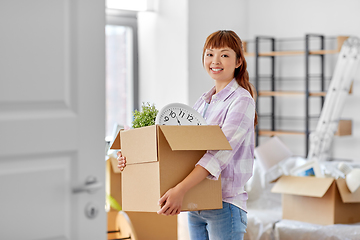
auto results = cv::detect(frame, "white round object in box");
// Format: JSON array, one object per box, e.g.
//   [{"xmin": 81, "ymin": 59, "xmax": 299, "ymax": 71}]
[
  {"xmin": 155, "ymin": 103, "xmax": 207, "ymax": 126},
  {"xmin": 346, "ymin": 168, "xmax": 360, "ymax": 193}
]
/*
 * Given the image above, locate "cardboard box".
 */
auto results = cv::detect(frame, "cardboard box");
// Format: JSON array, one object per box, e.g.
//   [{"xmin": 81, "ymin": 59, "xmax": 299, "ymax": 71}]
[
  {"xmin": 107, "ymin": 211, "xmax": 177, "ymax": 240},
  {"xmin": 123, "ymin": 212, "xmax": 177, "ymax": 240},
  {"xmin": 335, "ymin": 119, "xmax": 352, "ymax": 136},
  {"xmin": 271, "ymin": 175, "xmax": 360, "ymax": 225},
  {"xmin": 106, "ymin": 150, "xmax": 177, "ymax": 240},
  {"xmin": 107, "ymin": 210, "xmax": 119, "ymax": 232},
  {"xmin": 111, "ymin": 125, "xmax": 231, "ymax": 212},
  {"xmin": 106, "ymin": 154, "xmax": 121, "ymax": 211}
]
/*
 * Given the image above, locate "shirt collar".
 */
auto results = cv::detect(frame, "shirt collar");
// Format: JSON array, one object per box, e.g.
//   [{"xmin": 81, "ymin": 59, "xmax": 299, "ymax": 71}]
[{"xmin": 202, "ymin": 78, "xmax": 240, "ymax": 103}]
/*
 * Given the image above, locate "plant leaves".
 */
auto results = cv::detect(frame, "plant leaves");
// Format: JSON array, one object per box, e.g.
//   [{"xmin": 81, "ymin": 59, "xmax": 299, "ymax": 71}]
[{"xmin": 132, "ymin": 102, "xmax": 159, "ymax": 128}]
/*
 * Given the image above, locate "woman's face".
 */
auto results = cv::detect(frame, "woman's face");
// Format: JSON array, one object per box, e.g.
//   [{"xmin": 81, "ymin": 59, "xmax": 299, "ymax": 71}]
[{"xmin": 203, "ymin": 47, "xmax": 241, "ymax": 84}]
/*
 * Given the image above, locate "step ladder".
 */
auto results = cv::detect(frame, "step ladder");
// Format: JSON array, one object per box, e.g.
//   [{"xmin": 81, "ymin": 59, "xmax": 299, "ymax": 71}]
[{"xmin": 291, "ymin": 37, "xmax": 360, "ymax": 177}]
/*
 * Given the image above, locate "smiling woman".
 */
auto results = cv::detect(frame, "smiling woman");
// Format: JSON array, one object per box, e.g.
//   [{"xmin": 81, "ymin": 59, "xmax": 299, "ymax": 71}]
[{"xmin": 203, "ymin": 48, "xmax": 241, "ymax": 92}]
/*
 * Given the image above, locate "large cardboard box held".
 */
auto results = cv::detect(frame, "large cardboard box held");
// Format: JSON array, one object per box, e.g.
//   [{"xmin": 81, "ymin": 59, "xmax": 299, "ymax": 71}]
[
  {"xmin": 271, "ymin": 175, "xmax": 360, "ymax": 225},
  {"xmin": 111, "ymin": 125, "xmax": 231, "ymax": 212}
]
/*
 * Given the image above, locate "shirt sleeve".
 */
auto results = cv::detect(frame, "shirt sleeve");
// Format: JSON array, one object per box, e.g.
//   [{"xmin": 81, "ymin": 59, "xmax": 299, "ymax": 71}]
[{"xmin": 196, "ymin": 95, "xmax": 255, "ymax": 180}]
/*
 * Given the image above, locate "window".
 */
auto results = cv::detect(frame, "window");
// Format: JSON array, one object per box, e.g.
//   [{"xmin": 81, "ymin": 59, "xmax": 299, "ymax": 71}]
[{"xmin": 105, "ymin": 10, "xmax": 139, "ymax": 137}]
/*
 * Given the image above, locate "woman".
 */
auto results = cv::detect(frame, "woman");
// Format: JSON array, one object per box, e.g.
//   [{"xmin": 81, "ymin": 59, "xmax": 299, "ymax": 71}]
[{"xmin": 118, "ymin": 30, "xmax": 257, "ymax": 240}]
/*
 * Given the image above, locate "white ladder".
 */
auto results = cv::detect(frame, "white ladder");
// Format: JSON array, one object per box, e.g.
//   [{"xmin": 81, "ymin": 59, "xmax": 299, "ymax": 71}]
[{"xmin": 291, "ymin": 37, "xmax": 360, "ymax": 177}]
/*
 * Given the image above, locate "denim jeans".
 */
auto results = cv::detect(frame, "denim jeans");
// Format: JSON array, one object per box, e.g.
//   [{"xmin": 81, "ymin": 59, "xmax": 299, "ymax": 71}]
[{"xmin": 188, "ymin": 202, "xmax": 247, "ymax": 240}]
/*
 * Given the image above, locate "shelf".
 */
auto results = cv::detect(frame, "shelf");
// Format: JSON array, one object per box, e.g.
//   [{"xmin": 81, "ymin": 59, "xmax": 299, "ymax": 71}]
[
  {"xmin": 258, "ymin": 130, "xmax": 305, "ymax": 136},
  {"xmin": 243, "ymin": 36, "xmax": 348, "ymax": 57},
  {"xmin": 244, "ymin": 52, "xmax": 255, "ymax": 57},
  {"xmin": 258, "ymin": 115, "xmax": 321, "ymax": 120},
  {"xmin": 258, "ymin": 119, "xmax": 351, "ymax": 137},
  {"xmin": 309, "ymin": 49, "xmax": 338, "ymax": 55},
  {"xmin": 244, "ymin": 49, "xmax": 339, "ymax": 57},
  {"xmin": 251, "ymin": 35, "xmax": 350, "ymax": 156},
  {"xmin": 309, "ymin": 92, "xmax": 327, "ymax": 97},
  {"xmin": 250, "ymin": 76, "xmax": 332, "ymax": 81},
  {"xmin": 259, "ymin": 49, "xmax": 338, "ymax": 57},
  {"xmin": 258, "ymin": 91, "xmax": 326, "ymax": 97}
]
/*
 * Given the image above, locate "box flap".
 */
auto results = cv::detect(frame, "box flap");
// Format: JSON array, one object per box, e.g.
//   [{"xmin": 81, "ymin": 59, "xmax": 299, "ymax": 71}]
[
  {"xmin": 110, "ymin": 131, "xmax": 121, "ymax": 150},
  {"xmin": 336, "ymin": 178, "xmax": 360, "ymax": 203},
  {"xmin": 158, "ymin": 125, "xmax": 232, "ymax": 151},
  {"xmin": 271, "ymin": 175, "xmax": 334, "ymax": 198},
  {"xmin": 121, "ymin": 125, "xmax": 158, "ymax": 165}
]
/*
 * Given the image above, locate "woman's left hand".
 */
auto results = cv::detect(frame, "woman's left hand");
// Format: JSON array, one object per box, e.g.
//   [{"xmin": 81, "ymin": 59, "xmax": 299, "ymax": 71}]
[
  {"xmin": 157, "ymin": 165, "xmax": 209, "ymax": 216},
  {"xmin": 157, "ymin": 186, "xmax": 185, "ymax": 216}
]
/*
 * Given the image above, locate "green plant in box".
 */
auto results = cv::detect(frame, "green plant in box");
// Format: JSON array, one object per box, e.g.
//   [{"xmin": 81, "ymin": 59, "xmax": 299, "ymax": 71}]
[{"xmin": 132, "ymin": 102, "xmax": 159, "ymax": 128}]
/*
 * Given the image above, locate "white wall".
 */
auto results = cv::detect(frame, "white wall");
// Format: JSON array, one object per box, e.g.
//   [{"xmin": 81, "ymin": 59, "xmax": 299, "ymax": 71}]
[
  {"xmin": 137, "ymin": 0, "xmax": 188, "ymax": 110},
  {"xmin": 138, "ymin": 0, "xmax": 360, "ymax": 161},
  {"xmin": 138, "ymin": 0, "xmax": 248, "ymax": 108},
  {"xmin": 246, "ymin": 0, "xmax": 360, "ymax": 160},
  {"xmin": 187, "ymin": 0, "xmax": 249, "ymax": 105},
  {"xmin": 248, "ymin": 0, "xmax": 360, "ymax": 38}
]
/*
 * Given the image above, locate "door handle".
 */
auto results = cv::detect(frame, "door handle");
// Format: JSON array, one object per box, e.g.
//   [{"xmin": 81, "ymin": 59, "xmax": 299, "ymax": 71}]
[{"xmin": 73, "ymin": 176, "xmax": 102, "ymax": 194}]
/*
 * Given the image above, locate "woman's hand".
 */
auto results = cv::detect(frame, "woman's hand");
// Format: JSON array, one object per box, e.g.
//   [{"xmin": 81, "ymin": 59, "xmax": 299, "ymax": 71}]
[
  {"xmin": 157, "ymin": 165, "xmax": 210, "ymax": 216},
  {"xmin": 157, "ymin": 185, "xmax": 185, "ymax": 216},
  {"xmin": 117, "ymin": 151, "xmax": 127, "ymax": 171}
]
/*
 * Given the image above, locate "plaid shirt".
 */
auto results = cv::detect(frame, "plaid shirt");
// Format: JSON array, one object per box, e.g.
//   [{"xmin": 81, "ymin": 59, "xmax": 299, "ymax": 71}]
[{"xmin": 193, "ymin": 79, "xmax": 255, "ymax": 211}]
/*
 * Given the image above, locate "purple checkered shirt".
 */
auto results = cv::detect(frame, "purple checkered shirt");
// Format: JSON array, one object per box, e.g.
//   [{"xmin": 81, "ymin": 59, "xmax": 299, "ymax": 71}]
[{"xmin": 193, "ymin": 79, "xmax": 255, "ymax": 212}]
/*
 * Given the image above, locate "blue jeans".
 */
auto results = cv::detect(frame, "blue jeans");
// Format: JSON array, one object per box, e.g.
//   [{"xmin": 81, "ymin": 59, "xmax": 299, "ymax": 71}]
[{"xmin": 188, "ymin": 202, "xmax": 247, "ymax": 240}]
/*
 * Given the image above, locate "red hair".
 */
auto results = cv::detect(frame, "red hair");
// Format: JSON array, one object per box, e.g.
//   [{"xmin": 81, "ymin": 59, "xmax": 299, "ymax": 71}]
[{"xmin": 202, "ymin": 30, "xmax": 258, "ymax": 126}]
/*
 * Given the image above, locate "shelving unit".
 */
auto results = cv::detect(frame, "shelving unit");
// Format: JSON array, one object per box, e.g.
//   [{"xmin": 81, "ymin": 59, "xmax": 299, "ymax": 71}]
[{"xmin": 244, "ymin": 35, "xmax": 349, "ymax": 156}]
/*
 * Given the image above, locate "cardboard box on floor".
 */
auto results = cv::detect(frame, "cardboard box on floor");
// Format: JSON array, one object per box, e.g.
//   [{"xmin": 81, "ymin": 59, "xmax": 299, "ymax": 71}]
[
  {"xmin": 106, "ymin": 154, "xmax": 122, "ymax": 212},
  {"xmin": 110, "ymin": 125, "xmax": 231, "ymax": 212},
  {"xmin": 124, "ymin": 212, "xmax": 177, "ymax": 240},
  {"xmin": 107, "ymin": 210, "xmax": 119, "ymax": 233},
  {"xmin": 106, "ymin": 155, "xmax": 177, "ymax": 240},
  {"xmin": 107, "ymin": 210, "xmax": 177, "ymax": 240},
  {"xmin": 271, "ymin": 175, "xmax": 360, "ymax": 225}
]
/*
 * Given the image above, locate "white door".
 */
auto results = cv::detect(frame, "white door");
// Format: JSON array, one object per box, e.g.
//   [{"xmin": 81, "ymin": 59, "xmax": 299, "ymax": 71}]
[{"xmin": 0, "ymin": 0, "xmax": 106, "ymax": 239}]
